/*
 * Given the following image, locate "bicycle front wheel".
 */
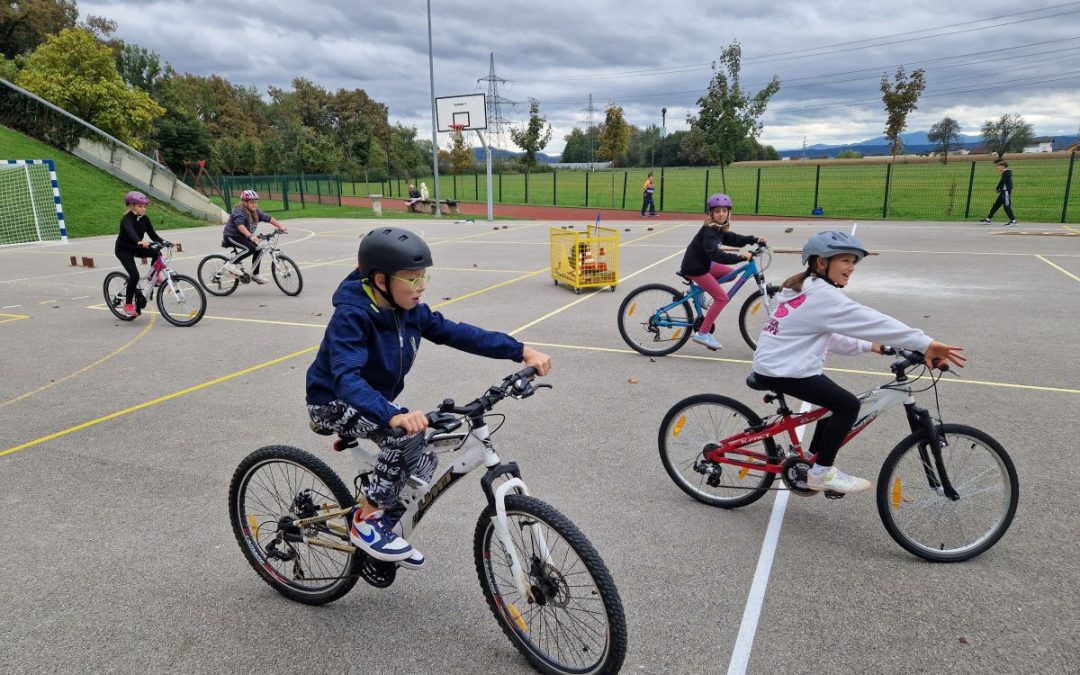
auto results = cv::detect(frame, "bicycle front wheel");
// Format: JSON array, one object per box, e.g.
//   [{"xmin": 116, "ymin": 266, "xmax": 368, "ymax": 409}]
[
  {"xmin": 197, "ymin": 254, "xmax": 239, "ymax": 296},
  {"xmin": 659, "ymin": 393, "xmax": 779, "ymax": 508},
  {"xmin": 616, "ymin": 283, "xmax": 693, "ymax": 356},
  {"xmin": 103, "ymin": 271, "xmax": 135, "ymax": 321},
  {"xmin": 474, "ymin": 494, "xmax": 627, "ymax": 675},
  {"xmin": 156, "ymin": 274, "xmax": 206, "ymax": 327},
  {"xmin": 876, "ymin": 423, "xmax": 1018, "ymax": 562},
  {"xmin": 738, "ymin": 287, "xmax": 778, "ymax": 351},
  {"xmin": 229, "ymin": 445, "xmax": 362, "ymax": 604},
  {"xmin": 272, "ymin": 254, "xmax": 303, "ymax": 296}
]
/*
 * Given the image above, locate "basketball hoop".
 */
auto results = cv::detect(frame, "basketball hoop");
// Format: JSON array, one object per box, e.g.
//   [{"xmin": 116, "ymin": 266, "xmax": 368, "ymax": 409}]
[{"xmin": 448, "ymin": 123, "xmax": 467, "ymax": 134}]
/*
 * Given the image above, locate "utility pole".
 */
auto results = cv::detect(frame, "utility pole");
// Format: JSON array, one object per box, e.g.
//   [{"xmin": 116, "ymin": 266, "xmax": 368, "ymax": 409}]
[
  {"xmin": 426, "ymin": 0, "xmax": 441, "ymax": 218},
  {"xmin": 660, "ymin": 107, "xmax": 667, "ymax": 167},
  {"xmin": 582, "ymin": 94, "xmax": 597, "ymax": 170},
  {"xmin": 477, "ymin": 52, "xmax": 514, "ymax": 151}
]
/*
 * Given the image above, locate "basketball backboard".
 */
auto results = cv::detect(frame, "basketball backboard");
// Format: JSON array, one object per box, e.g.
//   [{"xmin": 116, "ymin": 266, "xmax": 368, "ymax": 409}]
[{"xmin": 435, "ymin": 93, "xmax": 487, "ymax": 132}]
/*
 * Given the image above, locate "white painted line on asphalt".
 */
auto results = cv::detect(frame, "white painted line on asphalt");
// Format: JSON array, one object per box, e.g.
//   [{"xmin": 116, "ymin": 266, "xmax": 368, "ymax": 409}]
[
  {"xmin": 71, "ymin": 296, "xmax": 89, "ymax": 300},
  {"xmin": 727, "ymin": 401, "xmax": 811, "ymax": 675},
  {"xmin": 2, "ymin": 305, "xmax": 20, "ymax": 309}
]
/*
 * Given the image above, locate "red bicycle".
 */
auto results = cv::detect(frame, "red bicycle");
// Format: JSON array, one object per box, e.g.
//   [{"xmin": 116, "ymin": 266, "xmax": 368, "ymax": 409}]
[{"xmin": 658, "ymin": 348, "xmax": 1018, "ymax": 562}]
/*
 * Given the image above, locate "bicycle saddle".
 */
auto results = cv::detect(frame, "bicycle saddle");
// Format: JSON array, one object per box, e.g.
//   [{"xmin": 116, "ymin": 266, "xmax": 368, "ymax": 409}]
[
  {"xmin": 744, "ymin": 373, "xmax": 773, "ymax": 391},
  {"xmin": 675, "ymin": 271, "xmax": 691, "ymax": 281}
]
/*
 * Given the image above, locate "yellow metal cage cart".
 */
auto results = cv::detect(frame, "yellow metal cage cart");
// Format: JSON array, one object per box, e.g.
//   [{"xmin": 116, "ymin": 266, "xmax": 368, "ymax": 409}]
[{"xmin": 550, "ymin": 223, "xmax": 619, "ymax": 294}]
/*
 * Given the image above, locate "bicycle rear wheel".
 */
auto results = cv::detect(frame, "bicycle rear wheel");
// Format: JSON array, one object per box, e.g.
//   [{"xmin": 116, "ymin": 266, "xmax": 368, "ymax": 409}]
[
  {"xmin": 197, "ymin": 254, "xmax": 239, "ymax": 296},
  {"xmin": 474, "ymin": 494, "xmax": 627, "ymax": 675},
  {"xmin": 738, "ymin": 287, "xmax": 779, "ymax": 350},
  {"xmin": 229, "ymin": 445, "xmax": 362, "ymax": 604},
  {"xmin": 876, "ymin": 423, "xmax": 1018, "ymax": 562},
  {"xmin": 103, "ymin": 271, "xmax": 135, "ymax": 321},
  {"xmin": 156, "ymin": 274, "xmax": 206, "ymax": 327},
  {"xmin": 659, "ymin": 393, "xmax": 779, "ymax": 508},
  {"xmin": 617, "ymin": 283, "xmax": 693, "ymax": 356},
  {"xmin": 272, "ymin": 254, "xmax": 303, "ymax": 296}
]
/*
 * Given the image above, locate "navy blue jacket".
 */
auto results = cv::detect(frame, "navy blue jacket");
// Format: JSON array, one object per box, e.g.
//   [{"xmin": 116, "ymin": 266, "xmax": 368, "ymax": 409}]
[{"xmin": 306, "ymin": 270, "xmax": 525, "ymax": 424}]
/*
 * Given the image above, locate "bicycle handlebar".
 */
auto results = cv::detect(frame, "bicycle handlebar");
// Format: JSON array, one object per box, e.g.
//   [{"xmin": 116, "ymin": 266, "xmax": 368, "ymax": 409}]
[
  {"xmin": 881, "ymin": 346, "xmax": 949, "ymax": 374},
  {"xmin": 387, "ymin": 367, "xmax": 548, "ymax": 438}
]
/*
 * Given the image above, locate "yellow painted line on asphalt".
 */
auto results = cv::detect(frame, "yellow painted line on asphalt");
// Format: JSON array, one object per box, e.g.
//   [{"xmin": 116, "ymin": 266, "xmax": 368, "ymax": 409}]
[
  {"xmin": 438, "ymin": 268, "xmax": 547, "ymax": 309},
  {"xmin": 1063, "ymin": 225, "xmax": 1080, "ymax": 234},
  {"xmin": 0, "ymin": 312, "xmax": 30, "ymax": 324},
  {"xmin": 0, "ymin": 313, "xmax": 157, "ymax": 410},
  {"xmin": 0, "ymin": 346, "xmax": 319, "ymax": 459},
  {"xmin": 524, "ymin": 341, "xmax": 1080, "ymax": 395},
  {"xmin": 6, "ymin": 264, "xmax": 553, "ymax": 459},
  {"xmin": 1035, "ymin": 254, "xmax": 1080, "ymax": 284},
  {"xmin": 85, "ymin": 304, "xmax": 328, "ymax": 328}
]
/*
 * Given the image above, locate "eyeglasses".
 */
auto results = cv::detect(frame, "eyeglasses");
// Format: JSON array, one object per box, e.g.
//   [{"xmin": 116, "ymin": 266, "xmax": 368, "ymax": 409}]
[{"xmin": 390, "ymin": 272, "xmax": 430, "ymax": 290}]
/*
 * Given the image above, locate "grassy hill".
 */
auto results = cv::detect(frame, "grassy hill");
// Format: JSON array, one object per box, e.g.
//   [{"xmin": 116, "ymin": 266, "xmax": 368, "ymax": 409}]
[{"xmin": 1, "ymin": 124, "xmax": 209, "ymax": 238}]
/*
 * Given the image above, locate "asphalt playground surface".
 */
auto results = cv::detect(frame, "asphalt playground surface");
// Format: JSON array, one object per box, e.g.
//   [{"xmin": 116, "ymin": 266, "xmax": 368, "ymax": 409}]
[{"xmin": 1, "ymin": 216, "xmax": 1078, "ymax": 674}]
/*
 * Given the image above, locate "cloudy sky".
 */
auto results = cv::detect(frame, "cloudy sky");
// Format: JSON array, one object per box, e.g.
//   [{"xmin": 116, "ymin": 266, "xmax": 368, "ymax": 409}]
[{"xmin": 80, "ymin": 0, "xmax": 1080, "ymax": 154}]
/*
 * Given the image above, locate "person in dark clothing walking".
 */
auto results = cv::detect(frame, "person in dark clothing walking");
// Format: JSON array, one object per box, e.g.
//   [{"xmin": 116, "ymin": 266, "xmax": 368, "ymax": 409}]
[
  {"xmin": 641, "ymin": 172, "xmax": 657, "ymax": 217},
  {"xmin": 980, "ymin": 160, "xmax": 1017, "ymax": 227}
]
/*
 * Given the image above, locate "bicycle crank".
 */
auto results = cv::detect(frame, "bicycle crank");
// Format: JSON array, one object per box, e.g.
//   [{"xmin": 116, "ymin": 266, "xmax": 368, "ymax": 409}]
[{"xmin": 780, "ymin": 457, "xmax": 816, "ymax": 497}]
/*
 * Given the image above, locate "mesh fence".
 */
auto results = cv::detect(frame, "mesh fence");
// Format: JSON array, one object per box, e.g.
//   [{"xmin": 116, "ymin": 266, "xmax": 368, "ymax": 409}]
[{"xmin": 232, "ymin": 153, "xmax": 1080, "ymax": 223}]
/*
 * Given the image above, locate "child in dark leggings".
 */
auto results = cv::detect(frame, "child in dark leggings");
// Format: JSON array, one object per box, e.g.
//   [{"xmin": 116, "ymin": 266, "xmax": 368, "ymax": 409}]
[
  {"xmin": 113, "ymin": 191, "xmax": 166, "ymax": 318},
  {"xmin": 752, "ymin": 231, "xmax": 966, "ymax": 494}
]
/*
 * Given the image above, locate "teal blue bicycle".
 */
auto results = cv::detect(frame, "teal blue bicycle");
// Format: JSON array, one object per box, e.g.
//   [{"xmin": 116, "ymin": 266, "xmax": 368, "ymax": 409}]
[{"xmin": 617, "ymin": 244, "xmax": 778, "ymax": 355}]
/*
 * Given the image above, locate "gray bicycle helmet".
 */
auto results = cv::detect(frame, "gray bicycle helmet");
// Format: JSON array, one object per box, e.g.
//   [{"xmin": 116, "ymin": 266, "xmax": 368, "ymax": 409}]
[
  {"xmin": 801, "ymin": 230, "xmax": 869, "ymax": 265},
  {"xmin": 358, "ymin": 227, "xmax": 433, "ymax": 279}
]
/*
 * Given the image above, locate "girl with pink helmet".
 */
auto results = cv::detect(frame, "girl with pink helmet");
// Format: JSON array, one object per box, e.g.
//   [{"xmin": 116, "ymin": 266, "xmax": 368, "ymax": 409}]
[{"xmin": 678, "ymin": 193, "xmax": 767, "ymax": 350}]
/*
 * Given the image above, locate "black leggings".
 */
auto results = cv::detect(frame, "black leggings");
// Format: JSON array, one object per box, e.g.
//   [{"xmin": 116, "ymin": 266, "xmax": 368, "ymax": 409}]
[
  {"xmin": 115, "ymin": 246, "xmax": 160, "ymax": 304},
  {"xmin": 752, "ymin": 373, "xmax": 860, "ymax": 467},
  {"xmin": 987, "ymin": 191, "xmax": 1015, "ymax": 221},
  {"xmin": 226, "ymin": 235, "xmax": 263, "ymax": 273}
]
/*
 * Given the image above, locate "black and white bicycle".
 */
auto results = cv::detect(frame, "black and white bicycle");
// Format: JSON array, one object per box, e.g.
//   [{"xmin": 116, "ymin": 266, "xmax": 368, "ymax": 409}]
[
  {"xmin": 228, "ymin": 368, "xmax": 627, "ymax": 675},
  {"xmin": 197, "ymin": 231, "xmax": 303, "ymax": 297}
]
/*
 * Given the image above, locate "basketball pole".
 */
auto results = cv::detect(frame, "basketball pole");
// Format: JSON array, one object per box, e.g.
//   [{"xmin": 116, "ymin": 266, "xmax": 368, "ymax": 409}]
[
  {"xmin": 426, "ymin": 0, "xmax": 441, "ymax": 219},
  {"xmin": 477, "ymin": 130, "xmax": 494, "ymax": 222}
]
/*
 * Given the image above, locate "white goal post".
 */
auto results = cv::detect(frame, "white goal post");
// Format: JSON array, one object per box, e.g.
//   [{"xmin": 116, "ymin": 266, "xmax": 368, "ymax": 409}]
[{"xmin": 0, "ymin": 159, "xmax": 68, "ymax": 246}]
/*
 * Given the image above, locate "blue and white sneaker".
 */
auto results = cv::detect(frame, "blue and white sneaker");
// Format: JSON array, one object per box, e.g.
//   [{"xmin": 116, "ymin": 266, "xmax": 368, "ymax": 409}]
[
  {"xmin": 397, "ymin": 550, "xmax": 427, "ymax": 570},
  {"xmin": 350, "ymin": 509, "xmax": 415, "ymax": 562},
  {"xmin": 692, "ymin": 332, "xmax": 722, "ymax": 350}
]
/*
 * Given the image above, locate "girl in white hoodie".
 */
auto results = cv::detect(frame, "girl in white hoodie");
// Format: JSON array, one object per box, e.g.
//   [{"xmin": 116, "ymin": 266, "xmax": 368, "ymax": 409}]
[{"xmin": 751, "ymin": 231, "xmax": 965, "ymax": 494}]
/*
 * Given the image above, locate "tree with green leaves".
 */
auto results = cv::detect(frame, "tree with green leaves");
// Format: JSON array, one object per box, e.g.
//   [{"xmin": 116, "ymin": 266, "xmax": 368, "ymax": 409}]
[
  {"xmin": 597, "ymin": 104, "xmax": 632, "ymax": 167},
  {"xmin": 880, "ymin": 66, "xmax": 926, "ymax": 158},
  {"xmin": 981, "ymin": 113, "xmax": 1033, "ymax": 158},
  {"xmin": 927, "ymin": 116, "xmax": 962, "ymax": 163},
  {"xmin": 447, "ymin": 128, "xmax": 473, "ymax": 174},
  {"xmin": 1, "ymin": 0, "xmax": 78, "ymax": 58},
  {"xmin": 687, "ymin": 41, "xmax": 780, "ymax": 166},
  {"xmin": 16, "ymin": 28, "xmax": 163, "ymax": 147},
  {"xmin": 509, "ymin": 98, "xmax": 552, "ymax": 168}
]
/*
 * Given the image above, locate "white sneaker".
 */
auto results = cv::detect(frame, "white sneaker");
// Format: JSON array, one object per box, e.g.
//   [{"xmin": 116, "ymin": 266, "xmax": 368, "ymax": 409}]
[
  {"xmin": 806, "ymin": 467, "xmax": 871, "ymax": 494},
  {"xmin": 979, "ymin": 218, "xmax": 992, "ymax": 224},
  {"xmin": 1006, "ymin": 220, "xmax": 1017, "ymax": 228},
  {"xmin": 250, "ymin": 273, "xmax": 268, "ymax": 284},
  {"xmin": 350, "ymin": 509, "xmax": 415, "ymax": 562},
  {"xmin": 692, "ymin": 332, "xmax": 722, "ymax": 350}
]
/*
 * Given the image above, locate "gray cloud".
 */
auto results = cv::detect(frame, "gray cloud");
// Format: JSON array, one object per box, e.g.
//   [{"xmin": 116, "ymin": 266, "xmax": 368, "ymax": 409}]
[{"xmin": 80, "ymin": 0, "xmax": 1080, "ymax": 153}]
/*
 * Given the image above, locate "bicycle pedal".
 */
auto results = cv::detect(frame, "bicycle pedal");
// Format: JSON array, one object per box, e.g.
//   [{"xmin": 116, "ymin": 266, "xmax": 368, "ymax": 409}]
[
  {"xmin": 823, "ymin": 490, "xmax": 845, "ymax": 500},
  {"xmin": 332, "ymin": 437, "xmax": 359, "ymax": 452}
]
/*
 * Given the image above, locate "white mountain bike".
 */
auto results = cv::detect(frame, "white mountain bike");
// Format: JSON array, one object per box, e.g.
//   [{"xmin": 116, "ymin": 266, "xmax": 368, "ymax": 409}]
[{"xmin": 228, "ymin": 368, "xmax": 627, "ymax": 675}]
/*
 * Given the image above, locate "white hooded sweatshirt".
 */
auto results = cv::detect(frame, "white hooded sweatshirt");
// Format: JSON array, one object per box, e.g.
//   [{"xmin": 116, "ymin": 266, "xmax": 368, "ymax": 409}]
[{"xmin": 753, "ymin": 276, "xmax": 933, "ymax": 379}]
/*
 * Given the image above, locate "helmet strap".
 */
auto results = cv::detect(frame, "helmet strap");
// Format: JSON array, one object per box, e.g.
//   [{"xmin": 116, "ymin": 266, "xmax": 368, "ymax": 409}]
[
  {"xmin": 368, "ymin": 271, "xmax": 403, "ymax": 310},
  {"xmin": 810, "ymin": 258, "xmax": 842, "ymax": 288}
]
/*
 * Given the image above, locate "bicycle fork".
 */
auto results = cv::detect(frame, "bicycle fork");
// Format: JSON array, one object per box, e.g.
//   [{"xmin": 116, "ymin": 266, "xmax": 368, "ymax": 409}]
[
  {"xmin": 489, "ymin": 477, "xmax": 554, "ymax": 604},
  {"xmin": 904, "ymin": 402, "xmax": 960, "ymax": 501}
]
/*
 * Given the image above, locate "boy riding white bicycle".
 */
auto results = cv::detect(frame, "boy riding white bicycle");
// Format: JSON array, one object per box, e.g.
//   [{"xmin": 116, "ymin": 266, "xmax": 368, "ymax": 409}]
[{"xmin": 305, "ymin": 227, "xmax": 551, "ymax": 568}]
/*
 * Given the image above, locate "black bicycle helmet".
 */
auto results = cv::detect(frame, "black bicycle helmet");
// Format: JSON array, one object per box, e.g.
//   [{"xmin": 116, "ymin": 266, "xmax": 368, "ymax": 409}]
[{"xmin": 358, "ymin": 227, "xmax": 433, "ymax": 279}]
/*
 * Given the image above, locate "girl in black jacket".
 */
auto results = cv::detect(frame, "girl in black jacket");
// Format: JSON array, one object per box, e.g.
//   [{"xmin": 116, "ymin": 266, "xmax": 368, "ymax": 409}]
[
  {"xmin": 679, "ymin": 193, "xmax": 766, "ymax": 350},
  {"xmin": 114, "ymin": 191, "xmax": 165, "ymax": 317}
]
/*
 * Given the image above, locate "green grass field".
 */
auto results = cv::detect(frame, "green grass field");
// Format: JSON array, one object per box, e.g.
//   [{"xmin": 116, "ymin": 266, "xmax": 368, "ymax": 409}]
[
  {"xmin": 1, "ymin": 124, "xmax": 211, "ymax": 238},
  {"xmin": 342, "ymin": 157, "xmax": 1080, "ymax": 224}
]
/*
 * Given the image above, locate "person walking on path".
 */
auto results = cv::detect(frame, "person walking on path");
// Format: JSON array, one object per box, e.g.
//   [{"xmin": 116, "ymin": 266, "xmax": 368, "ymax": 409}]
[
  {"xmin": 641, "ymin": 172, "xmax": 657, "ymax": 217},
  {"xmin": 980, "ymin": 160, "xmax": 1017, "ymax": 227}
]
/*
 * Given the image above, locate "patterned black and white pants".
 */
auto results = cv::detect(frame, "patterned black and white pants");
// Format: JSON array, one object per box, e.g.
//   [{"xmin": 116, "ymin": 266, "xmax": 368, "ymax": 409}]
[{"xmin": 307, "ymin": 400, "xmax": 438, "ymax": 510}]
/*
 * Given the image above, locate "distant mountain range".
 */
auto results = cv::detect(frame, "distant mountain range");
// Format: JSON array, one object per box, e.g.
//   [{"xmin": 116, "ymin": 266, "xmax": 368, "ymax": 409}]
[
  {"xmin": 777, "ymin": 130, "xmax": 1078, "ymax": 158},
  {"xmin": 471, "ymin": 147, "xmax": 559, "ymax": 163}
]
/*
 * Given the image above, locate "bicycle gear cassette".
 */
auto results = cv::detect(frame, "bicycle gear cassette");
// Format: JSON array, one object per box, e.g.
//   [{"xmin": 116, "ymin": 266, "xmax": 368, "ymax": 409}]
[{"xmin": 780, "ymin": 457, "xmax": 816, "ymax": 496}]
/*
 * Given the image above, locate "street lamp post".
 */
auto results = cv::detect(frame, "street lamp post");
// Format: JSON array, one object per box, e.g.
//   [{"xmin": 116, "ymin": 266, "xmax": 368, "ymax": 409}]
[{"xmin": 426, "ymin": 0, "xmax": 441, "ymax": 219}]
